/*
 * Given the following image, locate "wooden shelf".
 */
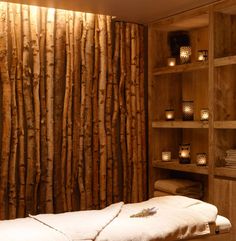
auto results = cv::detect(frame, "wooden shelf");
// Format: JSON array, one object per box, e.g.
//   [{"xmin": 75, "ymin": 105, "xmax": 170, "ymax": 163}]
[
  {"xmin": 152, "ymin": 121, "xmax": 209, "ymax": 129},
  {"xmin": 153, "ymin": 62, "xmax": 208, "ymax": 76},
  {"xmin": 214, "ymin": 55, "xmax": 236, "ymax": 67},
  {"xmin": 215, "ymin": 167, "xmax": 236, "ymax": 178},
  {"xmin": 214, "ymin": 121, "xmax": 236, "ymax": 129},
  {"xmin": 153, "ymin": 160, "xmax": 209, "ymax": 175}
]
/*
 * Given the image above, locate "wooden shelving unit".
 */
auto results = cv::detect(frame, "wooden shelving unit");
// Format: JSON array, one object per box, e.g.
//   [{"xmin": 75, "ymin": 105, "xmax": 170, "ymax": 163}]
[
  {"xmin": 148, "ymin": 2, "xmax": 236, "ymax": 240},
  {"xmin": 153, "ymin": 62, "xmax": 208, "ymax": 75},
  {"xmin": 153, "ymin": 160, "xmax": 209, "ymax": 175},
  {"xmin": 152, "ymin": 121, "xmax": 209, "ymax": 129}
]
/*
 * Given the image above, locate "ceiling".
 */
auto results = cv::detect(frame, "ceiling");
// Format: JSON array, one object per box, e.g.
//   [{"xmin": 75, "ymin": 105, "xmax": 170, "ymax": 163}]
[{"xmin": 5, "ymin": 0, "xmax": 221, "ymax": 24}]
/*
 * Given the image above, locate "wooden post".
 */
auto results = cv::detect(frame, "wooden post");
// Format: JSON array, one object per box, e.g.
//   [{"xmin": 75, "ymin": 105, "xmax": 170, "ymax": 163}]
[
  {"xmin": 22, "ymin": 4, "xmax": 36, "ymax": 215},
  {"xmin": 45, "ymin": 8, "xmax": 55, "ymax": 213},
  {"xmin": 0, "ymin": 2, "xmax": 11, "ymax": 220},
  {"xmin": 54, "ymin": 9, "xmax": 66, "ymax": 213},
  {"xmin": 84, "ymin": 13, "xmax": 95, "ymax": 209},
  {"xmin": 112, "ymin": 22, "xmax": 120, "ymax": 203},
  {"xmin": 98, "ymin": 15, "xmax": 107, "ymax": 208},
  {"xmin": 30, "ymin": 5, "xmax": 41, "ymax": 213},
  {"xmin": 8, "ymin": 3, "xmax": 18, "ymax": 220},
  {"xmin": 105, "ymin": 16, "xmax": 113, "ymax": 205}
]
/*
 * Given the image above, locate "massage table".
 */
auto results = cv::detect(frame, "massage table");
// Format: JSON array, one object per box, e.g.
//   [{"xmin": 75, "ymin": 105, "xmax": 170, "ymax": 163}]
[{"xmin": 0, "ymin": 196, "xmax": 231, "ymax": 241}]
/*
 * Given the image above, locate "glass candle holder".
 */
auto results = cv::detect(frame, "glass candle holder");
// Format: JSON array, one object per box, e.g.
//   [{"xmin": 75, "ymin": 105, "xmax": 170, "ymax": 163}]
[
  {"xmin": 182, "ymin": 101, "xmax": 194, "ymax": 121},
  {"xmin": 180, "ymin": 46, "xmax": 191, "ymax": 64},
  {"xmin": 167, "ymin": 58, "xmax": 176, "ymax": 66},
  {"xmin": 162, "ymin": 151, "xmax": 171, "ymax": 162},
  {"xmin": 200, "ymin": 109, "xmax": 209, "ymax": 121},
  {"xmin": 197, "ymin": 50, "xmax": 208, "ymax": 62},
  {"xmin": 179, "ymin": 144, "xmax": 191, "ymax": 164},
  {"xmin": 165, "ymin": 109, "xmax": 175, "ymax": 121},
  {"xmin": 196, "ymin": 153, "xmax": 207, "ymax": 166}
]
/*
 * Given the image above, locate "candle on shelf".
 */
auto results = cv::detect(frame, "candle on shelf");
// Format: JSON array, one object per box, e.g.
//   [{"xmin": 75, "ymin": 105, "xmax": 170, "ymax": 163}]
[
  {"xmin": 200, "ymin": 109, "xmax": 209, "ymax": 121},
  {"xmin": 180, "ymin": 46, "xmax": 191, "ymax": 64},
  {"xmin": 162, "ymin": 151, "xmax": 171, "ymax": 162},
  {"xmin": 167, "ymin": 58, "xmax": 176, "ymax": 67},
  {"xmin": 197, "ymin": 50, "xmax": 208, "ymax": 62},
  {"xmin": 196, "ymin": 153, "xmax": 207, "ymax": 166},
  {"xmin": 165, "ymin": 109, "xmax": 175, "ymax": 121},
  {"xmin": 182, "ymin": 101, "xmax": 194, "ymax": 121},
  {"xmin": 179, "ymin": 144, "xmax": 191, "ymax": 164}
]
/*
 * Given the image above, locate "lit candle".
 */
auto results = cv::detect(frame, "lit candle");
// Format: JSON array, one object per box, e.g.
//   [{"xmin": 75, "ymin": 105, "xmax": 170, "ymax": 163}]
[
  {"xmin": 179, "ymin": 144, "xmax": 191, "ymax": 164},
  {"xmin": 165, "ymin": 109, "xmax": 175, "ymax": 121},
  {"xmin": 182, "ymin": 101, "xmax": 194, "ymax": 121},
  {"xmin": 162, "ymin": 152, "xmax": 171, "ymax": 162},
  {"xmin": 197, "ymin": 50, "xmax": 208, "ymax": 62},
  {"xmin": 196, "ymin": 153, "xmax": 207, "ymax": 166},
  {"xmin": 200, "ymin": 109, "xmax": 209, "ymax": 121},
  {"xmin": 167, "ymin": 58, "xmax": 176, "ymax": 67},
  {"xmin": 180, "ymin": 46, "xmax": 191, "ymax": 64}
]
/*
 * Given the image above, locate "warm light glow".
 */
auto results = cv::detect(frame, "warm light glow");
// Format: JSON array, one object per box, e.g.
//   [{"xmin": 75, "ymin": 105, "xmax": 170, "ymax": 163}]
[
  {"xmin": 200, "ymin": 109, "xmax": 209, "ymax": 121},
  {"xmin": 162, "ymin": 152, "xmax": 171, "ymax": 161},
  {"xmin": 165, "ymin": 109, "xmax": 174, "ymax": 120},
  {"xmin": 182, "ymin": 101, "xmax": 194, "ymax": 121},
  {"xmin": 180, "ymin": 150, "xmax": 190, "ymax": 158},
  {"xmin": 180, "ymin": 46, "xmax": 191, "ymax": 64},
  {"xmin": 196, "ymin": 153, "xmax": 207, "ymax": 166},
  {"xmin": 197, "ymin": 50, "xmax": 208, "ymax": 62},
  {"xmin": 167, "ymin": 58, "xmax": 176, "ymax": 67}
]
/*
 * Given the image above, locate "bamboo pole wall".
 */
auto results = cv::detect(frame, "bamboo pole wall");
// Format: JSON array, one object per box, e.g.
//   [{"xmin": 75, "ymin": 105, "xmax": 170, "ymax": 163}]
[{"xmin": 0, "ymin": 2, "xmax": 146, "ymax": 220}]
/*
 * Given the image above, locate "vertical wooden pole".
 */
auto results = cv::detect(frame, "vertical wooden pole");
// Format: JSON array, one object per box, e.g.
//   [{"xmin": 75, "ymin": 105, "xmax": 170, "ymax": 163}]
[
  {"xmin": 135, "ymin": 25, "xmax": 143, "ymax": 202},
  {"xmin": 119, "ymin": 22, "xmax": 128, "ymax": 202},
  {"xmin": 98, "ymin": 15, "xmax": 107, "ymax": 208},
  {"xmin": 15, "ymin": 4, "xmax": 25, "ymax": 218},
  {"xmin": 54, "ymin": 9, "xmax": 66, "ymax": 213},
  {"xmin": 0, "ymin": 2, "xmax": 11, "ymax": 220},
  {"xmin": 72, "ymin": 11, "xmax": 83, "ymax": 210},
  {"xmin": 105, "ymin": 16, "xmax": 113, "ymax": 205},
  {"xmin": 8, "ymin": 3, "xmax": 18, "ymax": 219},
  {"xmin": 139, "ymin": 25, "xmax": 147, "ymax": 200},
  {"xmin": 30, "ymin": 5, "xmax": 41, "ymax": 213},
  {"xmin": 39, "ymin": 7, "xmax": 48, "ymax": 214},
  {"xmin": 92, "ymin": 16, "xmax": 100, "ymax": 208},
  {"xmin": 78, "ymin": 13, "xmax": 87, "ymax": 210},
  {"xmin": 112, "ymin": 22, "xmax": 120, "ymax": 203},
  {"xmin": 22, "ymin": 4, "xmax": 36, "ymax": 215},
  {"xmin": 131, "ymin": 24, "xmax": 138, "ymax": 202},
  {"xmin": 84, "ymin": 13, "xmax": 95, "ymax": 209},
  {"xmin": 45, "ymin": 8, "xmax": 55, "ymax": 213}
]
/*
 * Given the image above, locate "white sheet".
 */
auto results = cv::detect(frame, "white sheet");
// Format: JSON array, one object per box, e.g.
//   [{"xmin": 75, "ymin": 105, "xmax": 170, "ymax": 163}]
[{"xmin": 0, "ymin": 196, "xmax": 219, "ymax": 241}]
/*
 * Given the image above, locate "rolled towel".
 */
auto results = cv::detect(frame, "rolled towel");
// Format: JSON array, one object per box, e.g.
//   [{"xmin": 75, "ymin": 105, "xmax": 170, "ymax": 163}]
[{"xmin": 154, "ymin": 179, "xmax": 203, "ymax": 198}]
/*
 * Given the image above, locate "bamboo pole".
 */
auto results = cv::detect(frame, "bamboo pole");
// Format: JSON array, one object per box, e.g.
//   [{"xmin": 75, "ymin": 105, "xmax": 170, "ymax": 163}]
[
  {"xmin": 84, "ymin": 13, "xmax": 94, "ymax": 209},
  {"xmin": 54, "ymin": 9, "xmax": 66, "ymax": 213},
  {"xmin": 30, "ymin": 5, "xmax": 41, "ymax": 213},
  {"xmin": 39, "ymin": 7, "xmax": 48, "ymax": 214},
  {"xmin": 98, "ymin": 15, "xmax": 107, "ymax": 208},
  {"xmin": 0, "ymin": 2, "xmax": 11, "ymax": 220},
  {"xmin": 45, "ymin": 8, "xmax": 55, "ymax": 213},
  {"xmin": 139, "ymin": 25, "xmax": 147, "ymax": 200},
  {"xmin": 22, "ymin": 4, "xmax": 36, "ymax": 215},
  {"xmin": 78, "ymin": 13, "xmax": 87, "ymax": 210},
  {"xmin": 92, "ymin": 16, "xmax": 100, "ymax": 209},
  {"xmin": 112, "ymin": 22, "xmax": 120, "ymax": 203},
  {"xmin": 105, "ymin": 16, "xmax": 113, "ymax": 205},
  {"xmin": 130, "ymin": 24, "xmax": 138, "ymax": 203},
  {"xmin": 119, "ymin": 22, "xmax": 128, "ymax": 202},
  {"xmin": 125, "ymin": 23, "xmax": 132, "ymax": 203},
  {"xmin": 8, "ymin": 3, "xmax": 18, "ymax": 219},
  {"xmin": 15, "ymin": 4, "xmax": 25, "ymax": 218},
  {"xmin": 135, "ymin": 25, "xmax": 143, "ymax": 202},
  {"xmin": 72, "ymin": 11, "xmax": 83, "ymax": 210}
]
